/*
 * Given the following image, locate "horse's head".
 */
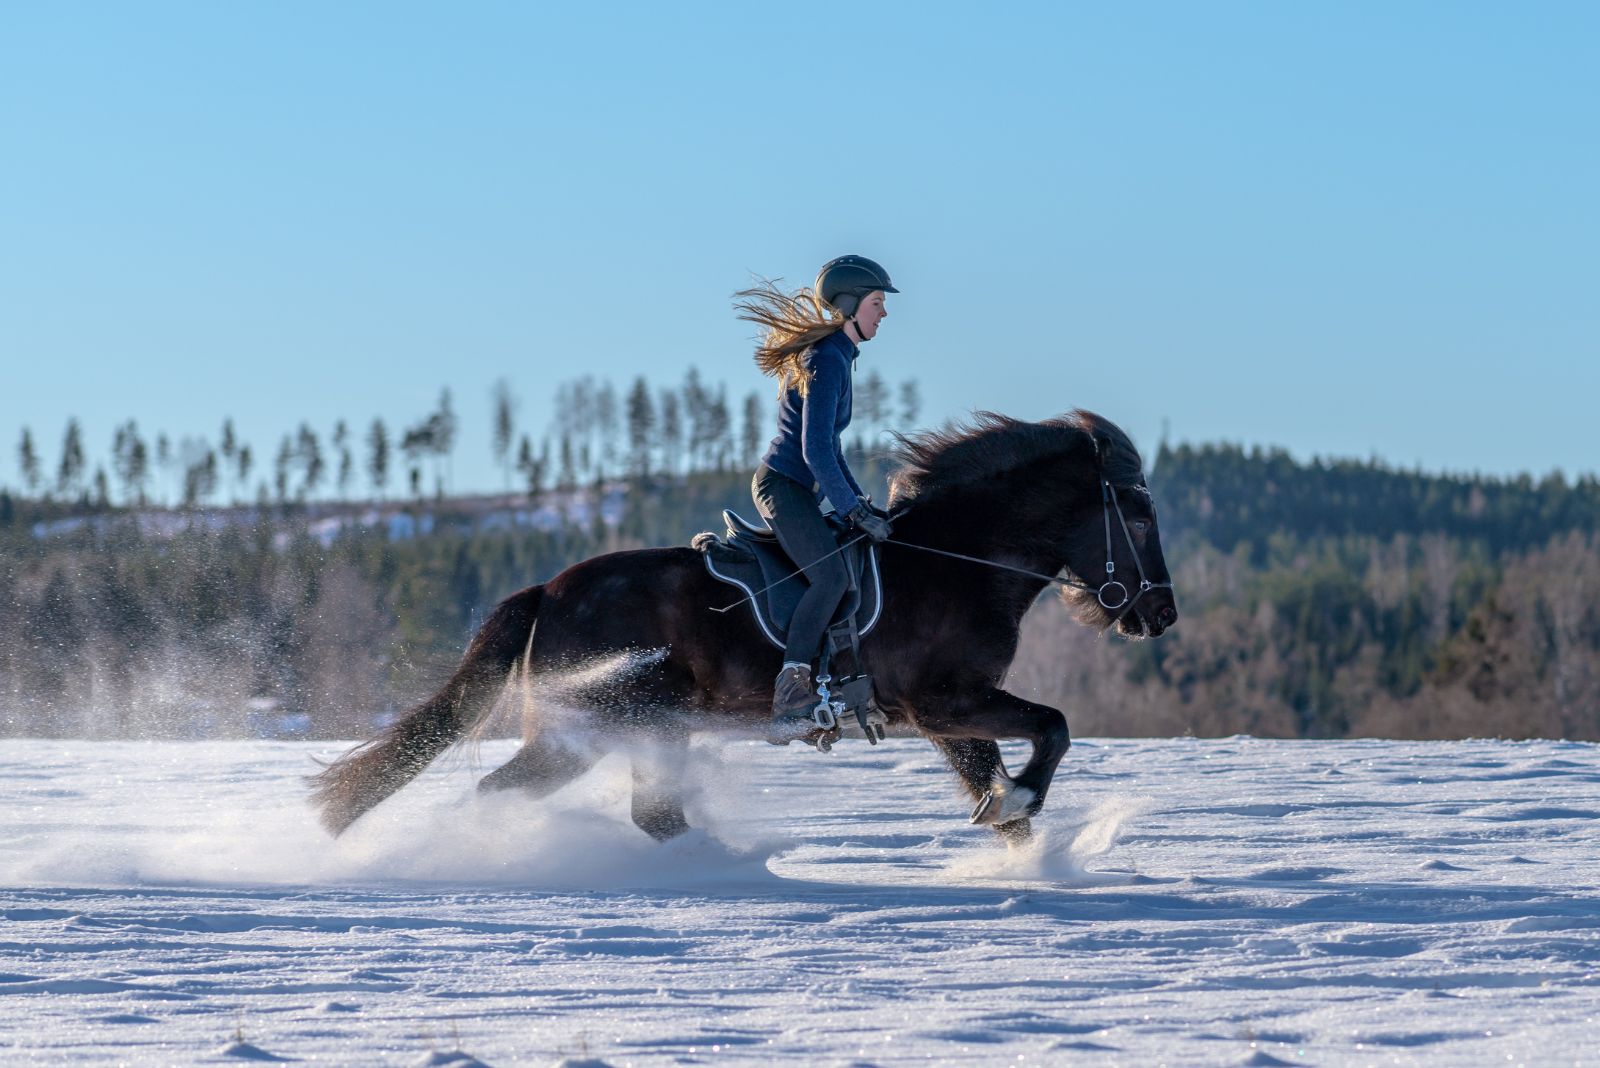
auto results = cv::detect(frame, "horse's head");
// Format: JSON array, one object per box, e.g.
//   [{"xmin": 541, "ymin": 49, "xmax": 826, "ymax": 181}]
[
  {"xmin": 1058, "ymin": 477, "xmax": 1178, "ymax": 639},
  {"xmin": 887, "ymin": 407, "xmax": 1179, "ymax": 638},
  {"xmin": 1054, "ymin": 416, "xmax": 1178, "ymax": 639}
]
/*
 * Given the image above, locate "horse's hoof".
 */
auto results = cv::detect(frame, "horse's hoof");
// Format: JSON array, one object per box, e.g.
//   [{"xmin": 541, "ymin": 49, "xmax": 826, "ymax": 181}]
[{"xmin": 970, "ymin": 773, "xmax": 1037, "ymax": 826}]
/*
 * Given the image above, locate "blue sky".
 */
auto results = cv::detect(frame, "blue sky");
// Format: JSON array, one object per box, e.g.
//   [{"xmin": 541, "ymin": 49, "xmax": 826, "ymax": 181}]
[{"xmin": 3, "ymin": 2, "xmax": 1596, "ymax": 498}]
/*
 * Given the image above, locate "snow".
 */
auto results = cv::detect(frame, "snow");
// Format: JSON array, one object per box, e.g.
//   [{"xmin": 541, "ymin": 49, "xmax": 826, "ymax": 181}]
[{"xmin": 2, "ymin": 734, "xmax": 1599, "ymax": 1066}]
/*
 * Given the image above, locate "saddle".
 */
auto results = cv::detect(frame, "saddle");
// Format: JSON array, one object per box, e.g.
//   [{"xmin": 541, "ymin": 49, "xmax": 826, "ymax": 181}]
[{"xmin": 693, "ymin": 510, "xmax": 882, "ymax": 651}]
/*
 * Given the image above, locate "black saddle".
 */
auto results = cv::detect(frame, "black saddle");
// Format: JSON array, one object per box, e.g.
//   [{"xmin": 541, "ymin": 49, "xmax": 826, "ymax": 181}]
[{"xmin": 694, "ymin": 509, "xmax": 882, "ymax": 651}]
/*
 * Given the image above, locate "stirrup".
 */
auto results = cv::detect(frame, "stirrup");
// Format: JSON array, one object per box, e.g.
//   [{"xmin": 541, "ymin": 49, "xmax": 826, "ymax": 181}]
[{"xmin": 765, "ymin": 694, "xmax": 840, "ymax": 749}]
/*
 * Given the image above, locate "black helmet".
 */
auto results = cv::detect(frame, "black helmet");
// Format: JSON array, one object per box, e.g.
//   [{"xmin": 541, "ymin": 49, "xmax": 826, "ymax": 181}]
[{"xmin": 816, "ymin": 255, "xmax": 898, "ymax": 318}]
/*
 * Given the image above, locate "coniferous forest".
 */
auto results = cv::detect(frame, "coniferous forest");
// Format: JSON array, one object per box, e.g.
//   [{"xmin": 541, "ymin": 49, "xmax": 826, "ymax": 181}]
[{"xmin": 4, "ymin": 372, "xmax": 1598, "ymax": 741}]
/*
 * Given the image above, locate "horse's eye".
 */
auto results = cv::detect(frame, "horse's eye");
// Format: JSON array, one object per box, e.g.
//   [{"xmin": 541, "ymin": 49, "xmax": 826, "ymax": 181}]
[{"xmin": 1132, "ymin": 520, "xmax": 1150, "ymax": 534}]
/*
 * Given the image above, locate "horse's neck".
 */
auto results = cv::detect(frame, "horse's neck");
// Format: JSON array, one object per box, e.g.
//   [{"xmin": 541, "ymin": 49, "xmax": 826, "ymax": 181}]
[{"xmin": 895, "ymin": 495, "xmax": 1067, "ymax": 612}]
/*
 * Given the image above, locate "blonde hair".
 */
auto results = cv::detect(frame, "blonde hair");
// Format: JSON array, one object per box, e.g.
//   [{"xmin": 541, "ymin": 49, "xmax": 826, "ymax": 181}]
[{"xmin": 733, "ymin": 279, "xmax": 846, "ymax": 396}]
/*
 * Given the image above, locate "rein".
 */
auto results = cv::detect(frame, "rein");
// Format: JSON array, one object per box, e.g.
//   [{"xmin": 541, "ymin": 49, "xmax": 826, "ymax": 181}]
[
  {"xmin": 710, "ymin": 479, "xmax": 1171, "ymax": 626},
  {"xmin": 886, "ymin": 479, "xmax": 1172, "ymax": 623}
]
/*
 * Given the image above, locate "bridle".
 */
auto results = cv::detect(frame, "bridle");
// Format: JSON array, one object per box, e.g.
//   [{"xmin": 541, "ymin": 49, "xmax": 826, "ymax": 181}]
[
  {"xmin": 882, "ymin": 478, "xmax": 1173, "ymax": 630},
  {"xmin": 1083, "ymin": 479, "xmax": 1173, "ymax": 623}
]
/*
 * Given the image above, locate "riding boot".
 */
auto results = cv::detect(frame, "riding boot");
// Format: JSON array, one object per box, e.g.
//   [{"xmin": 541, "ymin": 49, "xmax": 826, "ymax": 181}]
[{"xmin": 766, "ymin": 664, "xmax": 818, "ymax": 745}]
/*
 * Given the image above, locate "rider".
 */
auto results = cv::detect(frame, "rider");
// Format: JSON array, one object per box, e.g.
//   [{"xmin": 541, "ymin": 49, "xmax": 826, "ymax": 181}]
[{"xmin": 735, "ymin": 255, "xmax": 897, "ymax": 742}]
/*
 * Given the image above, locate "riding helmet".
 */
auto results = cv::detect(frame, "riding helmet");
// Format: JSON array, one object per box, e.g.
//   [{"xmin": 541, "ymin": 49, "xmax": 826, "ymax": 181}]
[{"xmin": 816, "ymin": 255, "xmax": 899, "ymax": 318}]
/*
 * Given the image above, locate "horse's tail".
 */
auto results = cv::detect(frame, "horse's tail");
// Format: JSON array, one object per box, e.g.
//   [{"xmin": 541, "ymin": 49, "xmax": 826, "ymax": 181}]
[{"xmin": 309, "ymin": 584, "xmax": 543, "ymax": 836}]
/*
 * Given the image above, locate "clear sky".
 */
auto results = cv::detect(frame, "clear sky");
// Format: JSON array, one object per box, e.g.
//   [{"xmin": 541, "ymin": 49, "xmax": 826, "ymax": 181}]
[{"xmin": 3, "ymin": 2, "xmax": 1596, "ymax": 498}]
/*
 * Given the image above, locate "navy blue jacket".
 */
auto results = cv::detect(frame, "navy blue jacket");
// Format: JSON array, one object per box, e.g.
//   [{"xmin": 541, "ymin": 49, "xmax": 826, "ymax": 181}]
[{"xmin": 758, "ymin": 329, "xmax": 865, "ymax": 512}]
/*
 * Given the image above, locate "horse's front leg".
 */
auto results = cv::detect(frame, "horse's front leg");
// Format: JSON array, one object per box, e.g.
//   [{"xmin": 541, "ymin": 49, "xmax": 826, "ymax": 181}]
[{"xmin": 916, "ymin": 688, "xmax": 1071, "ymax": 831}]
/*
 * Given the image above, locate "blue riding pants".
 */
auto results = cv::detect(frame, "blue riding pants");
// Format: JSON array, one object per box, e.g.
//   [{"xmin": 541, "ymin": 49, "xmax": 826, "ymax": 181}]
[{"xmin": 751, "ymin": 464, "xmax": 851, "ymax": 667}]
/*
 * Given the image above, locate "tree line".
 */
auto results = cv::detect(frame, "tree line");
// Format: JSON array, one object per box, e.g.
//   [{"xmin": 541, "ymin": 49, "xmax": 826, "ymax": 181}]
[
  {"xmin": 4, "ymin": 420, "xmax": 1598, "ymax": 743},
  {"xmin": 9, "ymin": 368, "xmax": 923, "ymax": 511}
]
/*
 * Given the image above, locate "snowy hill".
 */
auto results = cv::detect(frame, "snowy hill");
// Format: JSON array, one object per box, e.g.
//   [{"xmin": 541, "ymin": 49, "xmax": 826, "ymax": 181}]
[{"xmin": 2, "ymin": 735, "xmax": 1598, "ymax": 1065}]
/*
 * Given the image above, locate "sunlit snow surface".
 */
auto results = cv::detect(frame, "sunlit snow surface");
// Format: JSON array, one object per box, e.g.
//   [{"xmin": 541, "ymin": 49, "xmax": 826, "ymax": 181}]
[{"xmin": 3, "ymin": 736, "xmax": 1599, "ymax": 1066}]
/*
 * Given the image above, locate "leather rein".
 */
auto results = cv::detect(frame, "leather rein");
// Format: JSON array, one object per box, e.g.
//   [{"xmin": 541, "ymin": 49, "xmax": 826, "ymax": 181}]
[{"xmin": 883, "ymin": 479, "xmax": 1173, "ymax": 628}]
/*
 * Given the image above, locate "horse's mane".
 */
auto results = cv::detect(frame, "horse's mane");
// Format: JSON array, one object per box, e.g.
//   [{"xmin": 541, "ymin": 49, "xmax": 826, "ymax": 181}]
[{"xmin": 888, "ymin": 409, "xmax": 1144, "ymax": 506}]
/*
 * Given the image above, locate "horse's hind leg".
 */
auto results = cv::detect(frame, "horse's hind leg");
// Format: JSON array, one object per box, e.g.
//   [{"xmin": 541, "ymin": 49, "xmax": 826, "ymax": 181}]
[
  {"xmin": 932, "ymin": 737, "xmax": 1033, "ymax": 844},
  {"xmin": 478, "ymin": 733, "xmax": 599, "ymax": 798},
  {"xmin": 629, "ymin": 733, "xmax": 691, "ymax": 842}
]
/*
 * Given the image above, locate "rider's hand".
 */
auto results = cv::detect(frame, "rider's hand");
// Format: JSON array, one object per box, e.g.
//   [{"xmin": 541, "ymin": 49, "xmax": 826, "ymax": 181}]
[{"xmin": 847, "ymin": 501, "xmax": 892, "ymax": 543}]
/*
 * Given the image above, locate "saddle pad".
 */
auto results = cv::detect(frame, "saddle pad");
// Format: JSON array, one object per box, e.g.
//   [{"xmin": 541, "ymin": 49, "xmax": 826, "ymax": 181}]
[{"xmin": 695, "ymin": 515, "xmax": 882, "ymax": 651}]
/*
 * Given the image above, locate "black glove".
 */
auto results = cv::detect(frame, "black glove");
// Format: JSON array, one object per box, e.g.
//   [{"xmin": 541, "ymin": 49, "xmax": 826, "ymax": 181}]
[{"xmin": 847, "ymin": 501, "xmax": 892, "ymax": 543}]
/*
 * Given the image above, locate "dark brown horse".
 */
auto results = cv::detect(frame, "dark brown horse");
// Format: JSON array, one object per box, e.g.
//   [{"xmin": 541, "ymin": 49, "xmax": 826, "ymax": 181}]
[{"xmin": 311, "ymin": 410, "xmax": 1178, "ymax": 844}]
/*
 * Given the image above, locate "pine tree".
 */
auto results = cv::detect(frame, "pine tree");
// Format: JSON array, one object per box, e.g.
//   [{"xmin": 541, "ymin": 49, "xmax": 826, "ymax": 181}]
[
  {"xmin": 625, "ymin": 376, "xmax": 655, "ymax": 478},
  {"xmin": 859, "ymin": 370, "xmax": 888, "ymax": 438},
  {"xmin": 220, "ymin": 418, "xmax": 238, "ymax": 502},
  {"xmin": 183, "ymin": 450, "xmax": 219, "ymax": 508},
  {"xmin": 112, "ymin": 420, "xmax": 149, "ymax": 505},
  {"xmin": 57, "ymin": 419, "xmax": 86, "ymax": 499},
  {"xmin": 657, "ymin": 390, "xmax": 682, "ymax": 476},
  {"xmin": 432, "ymin": 388, "xmax": 457, "ymax": 493},
  {"xmin": 592, "ymin": 379, "xmax": 616, "ymax": 479},
  {"xmin": 741, "ymin": 392, "xmax": 764, "ymax": 467},
  {"xmin": 367, "ymin": 418, "xmax": 390, "ymax": 501},
  {"xmin": 706, "ymin": 385, "xmax": 731, "ymax": 471},
  {"xmin": 274, "ymin": 436, "xmax": 293, "ymax": 503},
  {"xmin": 333, "ymin": 420, "xmax": 353, "ymax": 500},
  {"xmin": 296, "ymin": 424, "xmax": 324, "ymax": 499},
  {"xmin": 516, "ymin": 434, "xmax": 548, "ymax": 499},
  {"xmin": 682, "ymin": 368, "xmax": 709, "ymax": 471},
  {"xmin": 237, "ymin": 444, "xmax": 253, "ymax": 498},
  {"xmin": 491, "ymin": 379, "xmax": 517, "ymax": 492},
  {"xmin": 557, "ymin": 434, "xmax": 576, "ymax": 492},
  {"xmin": 899, "ymin": 378, "xmax": 922, "ymax": 428},
  {"xmin": 156, "ymin": 433, "xmax": 172, "ymax": 506},
  {"xmin": 17, "ymin": 428, "xmax": 41, "ymax": 497},
  {"xmin": 400, "ymin": 420, "xmax": 434, "ymax": 501}
]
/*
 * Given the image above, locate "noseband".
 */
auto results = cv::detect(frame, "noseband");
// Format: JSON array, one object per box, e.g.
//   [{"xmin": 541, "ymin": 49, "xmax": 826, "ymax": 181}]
[{"xmin": 1092, "ymin": 480, "xmax": 1173, "ymax": 628}]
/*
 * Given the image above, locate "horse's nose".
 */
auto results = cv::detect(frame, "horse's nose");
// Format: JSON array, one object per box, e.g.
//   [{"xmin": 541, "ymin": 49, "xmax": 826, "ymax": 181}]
[{"xmin": 1156, "ymin": 604, "xmax": 1178, "ymax": 629}]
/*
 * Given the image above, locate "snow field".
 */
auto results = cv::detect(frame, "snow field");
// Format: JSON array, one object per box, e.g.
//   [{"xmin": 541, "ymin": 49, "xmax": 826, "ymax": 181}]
[{"xmin": 2, "ymin": 735, "xmax": 1598, "ymax": 1066}]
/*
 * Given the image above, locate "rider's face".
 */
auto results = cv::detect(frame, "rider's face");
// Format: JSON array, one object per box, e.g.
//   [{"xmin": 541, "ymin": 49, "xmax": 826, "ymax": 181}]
[{"xmin": 854, "ymin": 291, "xmax": 888, "ymax": 340}]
